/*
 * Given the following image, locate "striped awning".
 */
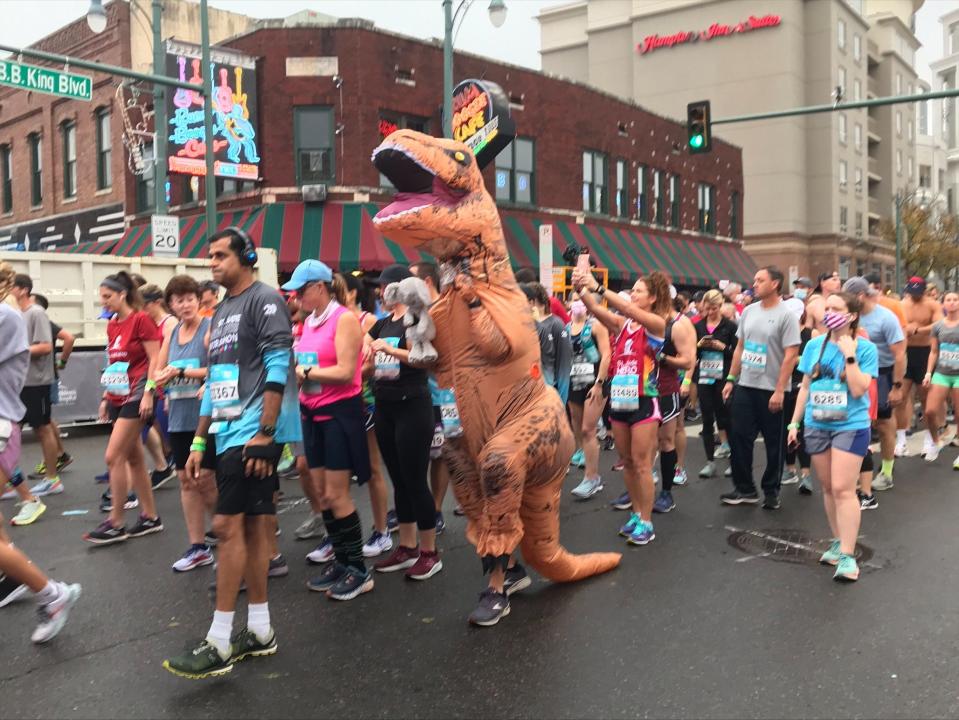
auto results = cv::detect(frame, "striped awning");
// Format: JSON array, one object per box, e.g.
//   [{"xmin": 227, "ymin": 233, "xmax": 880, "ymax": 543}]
[
  {"xmin": 51, "ymin": 239, "xmax": 123, "ymax": 255},
  {"xmin": 500, "ymin": 213, "xmax": 756, "ymax": 287}
]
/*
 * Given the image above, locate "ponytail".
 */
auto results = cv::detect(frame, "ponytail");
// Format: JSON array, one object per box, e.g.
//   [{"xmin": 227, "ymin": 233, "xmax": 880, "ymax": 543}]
[
  {"xmin": 101, "ymin": 270, "xmax": 143, "ymax": 311},
  {"xmin": 329, "ymin": 273, "xmax": 349, "ymax": 306}
]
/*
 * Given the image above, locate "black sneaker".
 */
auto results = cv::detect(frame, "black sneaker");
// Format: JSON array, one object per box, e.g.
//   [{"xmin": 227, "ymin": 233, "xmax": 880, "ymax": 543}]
[
  {"xmin": 56, "ymin": 453, "xmax": 74, "ymax": 472},
  {"xmin": 860, "ymin": 491, "xmax": 879, "ymax": 510},
  {"xmin": 386, "ymin": 509, "xmax": 399, "ymax": 533},
  {"xmin": 720, "ymin": 491, "xmax": 760, "ymax": 506},
  {"xmin": 151, "ymin": 466, "xmax": 176, "ymax": 490},
  {"xmin": 435, "ymin": 511, "xmax": 446, "ymax": 536},
  {"xmin": 307, "ymin": 562, "xmax": 348, "ymax": 593},
  {"xmin": 128, "ymin": 514, "xmax": 164, "ymax": 538},
  {"xmin": 327, "ymin": 566, "xmax": 374, "ymax": 601},
  {"xmin": 468, "ymin": 587, "xmax": 510, "ymax": 627},
  {"xmin": 84, "ymin": 519, "xmax": 128, "ymax": 545},
  {"xmin": 163, "ymin": 639, "xmax": 233, "ymax": 680},
  {"xmin": 204, "ymin": 530, "xmax": 218, "ymax": 546},
  {"xmin": 230, "ymin": 627, "xmax": 278, "ymax": 663},
  {"xmin": 267, "ymin": 554, "xmax": 289, "ymax": 578},
  {"xmin": 503, "ymin": 563, "xmax": 532, "ymax": 596},
  {"xmin": 602, "ymin": 436, "xmax": 616, "ymax": 452},
  {"xmin": 99, "ymin": 490, "xmax": 138, "ymax": 513},
  {"xmin": 762, "ymin": 494, "xmax": 782, "ymax": 510}
]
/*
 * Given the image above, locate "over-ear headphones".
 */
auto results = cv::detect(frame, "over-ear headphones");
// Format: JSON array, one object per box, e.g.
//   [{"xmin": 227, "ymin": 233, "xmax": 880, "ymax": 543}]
[{"xmin": 225, "ymin": 226, "xmax": 258, "ymax": 267}]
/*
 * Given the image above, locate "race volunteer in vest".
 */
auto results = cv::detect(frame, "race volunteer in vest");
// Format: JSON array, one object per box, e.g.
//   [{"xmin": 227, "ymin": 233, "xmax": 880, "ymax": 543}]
[
  {"xmin": 567, "ymin": 295, "xmax": 611, "ymax": 501},
  {"xmin": 922, "ymin": 291, "xmax": 959, "ymax": 465},
  {"xmin": 574, "ymin": 268, "xmax": 669, "ymax": 547},
  {"xmin": 693, "ymin": 289, "xmax": 738, "ymax": 479},
  {"xmin": 154, "ymin": 275, "xmax": 217, "ymax": 573},
  {"xmin": 84, "ymin": 271, "xmax": 164, "ymax": 545},
  {"xmin": 788, "ymin": 291, "xmax": 878, "ymax": 582},
  {"xmin": 721, "ymin": 267, "xmax": 801, "ymax": 509},
  {"xmin": 285, "ymin": 261, "xmax": 374, "ymax": 601},
  {"xmin": 163, "ymin": 228, "xmax": 301, "ymax": 680}
]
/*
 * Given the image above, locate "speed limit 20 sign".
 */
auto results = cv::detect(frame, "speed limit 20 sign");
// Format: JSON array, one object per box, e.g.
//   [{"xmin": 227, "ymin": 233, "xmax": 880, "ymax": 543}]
[{"xmin": 151, "ymin": 214, "xmax": 180, "ymax": 257}]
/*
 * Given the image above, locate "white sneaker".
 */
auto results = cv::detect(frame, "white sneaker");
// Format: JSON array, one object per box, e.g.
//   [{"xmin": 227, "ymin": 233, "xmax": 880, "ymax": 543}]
[
  {"xmin": 699, "ymin": 462, "xmax": 715, "ymax": 478},
  {"xmin": 925, "ymin": 443, "xmax": 941, "ymax": 463},
  {"xmin": 29, "ymin": 477, "xmax": 63, "ymax": 497},
  {"xmin": 781, "ymin": 469, "xmax": 800, "ymax": 485},
  {"xmin": 894, "ymin": 441, "xmax": 908, "ymax": 458},
  {"xmin": 672, "ymin": 468, "xmax": 688, "ymax": 486},
  {"xmin": 11, "ymin": 498, "xmax": 46, "ymax": 526},
  {"xmin": 361, "ymin": 530, "xmax": 393, "ymax": 558},
  {"xmin": 571, "ymin": 476, "xmax": 604, "ymax": 499},
  {"xmin": 295, "ymin": 514, "xmax": 325, "ymax": 540},
  {"xmin": 31, "ymin": 582, "xmax": 81, "ymax": 644},
  {"xmin": 873, "ymin": 471, "xmax": 894, "ymax": 491},
  {"xmin": 0, "ymin": 484, "xmax": 16, "ymax": 501},
  {"xmin": 306, "ymin": 538, "xmax": 334, "ymax": 564},
  {"xmin": 714, "ymin": 442, "xmax": 731, "ymax": 459}
]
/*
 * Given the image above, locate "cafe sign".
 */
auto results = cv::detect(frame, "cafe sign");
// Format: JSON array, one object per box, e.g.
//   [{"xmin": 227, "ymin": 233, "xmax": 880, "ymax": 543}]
[
  {"xmin": 451, "ymin": 79, "xmax": 515, "ymax": 169},
  {"xmin": 637, "ymin": 13, "xmax": 781, "ymax": 55}
]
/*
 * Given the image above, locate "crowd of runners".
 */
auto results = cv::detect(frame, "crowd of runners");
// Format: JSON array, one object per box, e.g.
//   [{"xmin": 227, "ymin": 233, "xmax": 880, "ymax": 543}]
[{"xmin": 0, "ymin": 228, "xmax": 955, "ymax": 676}]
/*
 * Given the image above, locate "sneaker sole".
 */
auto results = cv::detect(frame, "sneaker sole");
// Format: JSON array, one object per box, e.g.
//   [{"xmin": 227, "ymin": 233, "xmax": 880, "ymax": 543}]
[
  {"xmin": 232, "ymin": 642, "xmax": 278, "ymax": 663},
  {"xmin": 307, "ymin": 554, "xmax": 335, "ymax": 565},
  {"xmin": 627, "ymin": 533, "xmax": 655, "ymax": 546},
  {"xmin": 162, "ymin": 659, "xmax": 234, "ymax": 680},
  {"xmin": 833, "ymin": 571, "xmax": 859, "ymax": 582},
  {"xmin": 406, "ymin": 560, "xmax": 444, "ymax": 581},
  {"xmin": 327, "ymin": 577, "xmax": 374, "ymax": 601},
  {"xmin": 861, "ymin": 502, "xmax": 879, "ymax": 510},
  {"xmin": 571, "ymin": 484, "xmax": 604, "ymax": 500},
  {"xmin": 652, "ymin": 504, "xmax": 674, "ymax": 514},
  {"xmin": 32, "ymin": 586, "xmax": 81, "ymax": 644},
  {"xmin": 152, "ymin": 477, "xmax": 174, "ymax": 490},
  {"xmin": 128, "ymin": 524, "xmax": 164, "ymax": 538},
  {"xmin": 267, "ymin": 567, "xmax": 289, "ymax": 578},
  {"xmin": 820, "ymin": 556, "xmax": 840, "ymax": 566},
  {"xmin": 362, "ymin": 545, "xmax": 393, "ymax": 558},
  {"xmin": 84, "ymin": 533, "xmax": 128, "ymax": 546},
  {"xmin": 172, "ymin": 557, "xmax": 215, "ymax": 573},
  {"xmin": 504, "ymin": 576, "xmax": 532, "ymax": 596},
  {"xmin": 375, "ymin": 558, "xmax": 418, "ymax": 573},
  {"xmin": 307, "ymin": 581, "xmax": 339, "ymax": 593},
  {"xmin": 57, "ymin": 458, "xmax": 74, "ymax": 472},
  {"xmin": 11, "ymin": 505, "xmax": 46, "ymax": 526},
  {"xmin": 33, "ymin": 485, "xmax": 64, "ymax": 497},
  {"xmin": 611, "ymin": 502, "xmax": 632, "ymax": 511},
  {"xmin": 721, "ymin": 497, "xmax": 760, "ymax": 505},
  {"xmin": 469, "ymin": 603, "xmax": 511, "ymax": 627}
]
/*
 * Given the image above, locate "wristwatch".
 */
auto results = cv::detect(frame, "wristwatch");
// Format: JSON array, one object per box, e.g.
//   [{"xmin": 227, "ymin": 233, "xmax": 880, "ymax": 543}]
[
  {"xmin": 845, "ymin": 356, "xmax": 856, "ymax": 365},
  {"xmin": 259, "ymin": 424, "xmax": 276, "ymax": 437},
  {"xmin": 594, "ymin": 285, "xmax": 607, "ymax": 297},
  {"xmin": 178, "ymin": 366, "xmax": 186, "ymax": 380},
  {"xmin": 893, "ymin": 381, "xmax": 903, "ymax": 389}
]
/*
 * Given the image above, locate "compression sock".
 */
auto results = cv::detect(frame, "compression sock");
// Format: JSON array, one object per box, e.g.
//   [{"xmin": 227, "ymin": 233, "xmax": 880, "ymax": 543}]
[
  {"xmin": 340, "ymin": 511, "xmax": 366, "ymax": 573},
  {"xmin": 323, "ymin": 513, "xmax": 348, "ymax": 567},
  {"xmin": 247, "ymin": 602, "xmax": 271, "ymax": 643},
  {"xmin": 660, "ymin": 449, "xmax": 677, "ymax": 492},
  {"xmin": 881, "ymin": 458, "xmax": 894, "ymax": 477},
  {"xmin": 206, "ymin": 610, "xmax": 235, "ymax": 659}
]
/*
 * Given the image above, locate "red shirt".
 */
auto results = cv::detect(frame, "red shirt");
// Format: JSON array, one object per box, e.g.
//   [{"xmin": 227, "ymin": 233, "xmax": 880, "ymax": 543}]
[
  {"xmin": 550, "ymin": 296, "xmax": 571, "ymax": 324},
  {"xmin": 106, "ymin": 311, "xmax": 161, "ymax": 404}
]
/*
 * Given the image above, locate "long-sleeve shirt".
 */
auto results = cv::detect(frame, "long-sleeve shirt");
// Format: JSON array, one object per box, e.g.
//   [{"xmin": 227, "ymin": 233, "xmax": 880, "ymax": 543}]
[{"xmin": 536, "ymin": 314, "xmax": 572, "ymax": 404}]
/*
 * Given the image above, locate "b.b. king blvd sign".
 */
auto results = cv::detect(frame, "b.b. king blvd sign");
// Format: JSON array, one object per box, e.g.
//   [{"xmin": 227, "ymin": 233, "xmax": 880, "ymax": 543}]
[{"xmin": 0, "ymin": 58, "xmax": 92, "ymax": 101}]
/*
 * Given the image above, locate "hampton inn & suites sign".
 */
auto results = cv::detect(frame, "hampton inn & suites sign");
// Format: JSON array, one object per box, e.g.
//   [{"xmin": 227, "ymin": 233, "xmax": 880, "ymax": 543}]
[{"xmin": 637, "ymin": 13, "xmax": 781, "ymax": 55}]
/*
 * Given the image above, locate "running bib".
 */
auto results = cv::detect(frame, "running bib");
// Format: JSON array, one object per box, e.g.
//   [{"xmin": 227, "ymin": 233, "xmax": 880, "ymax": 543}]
[
  {"xmin": 374, "ymin": 338, "xmax": 401, "ymax": 380},
  {"xmin": 742, "ymin": 341, "xmax": 768, "ymax": 370},
  {"xmin": 209, "ymin": 363, "xmax": 242, "ymax": 420},
  {"xmin": 940, "ymin": 343, "xmax": 959, "ymax": 371},
  {"xmin": 296, "ymin": 351, "xmax": 323, "ymax": 396},
  {"xmin": 431, "ymin": 425, "xmax": 445, "ymax": 449},
  {"xmin": 699, "ymin": 351, "xmax": 724, "ymax": 384},
  {"xmin": 610, "ymin": 374, "xmax": 640, "ymax": 412},
  {"xmin": 436, "ymin": 388, "xmax": 463, "ymax": 438},
  {"xmin": 571, "ymin": 361, "xmax": 596, "ymax": 389},
  {"xmin": 166, "ymin": 358, "xmax": 201, "ymax": 400},
  {"xmin": 101, "ymin": 361, "xmax": 130, "ymax": 397},
  {"xmin": 810, "ymin": 380, "xmax": 848, "ymax": 423}
]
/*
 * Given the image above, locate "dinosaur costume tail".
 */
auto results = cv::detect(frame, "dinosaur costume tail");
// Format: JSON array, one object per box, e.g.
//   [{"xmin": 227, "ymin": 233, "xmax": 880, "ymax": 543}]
[{"xmin": 519, "ymin": 482, "xmax": 622, "ymax": 582}]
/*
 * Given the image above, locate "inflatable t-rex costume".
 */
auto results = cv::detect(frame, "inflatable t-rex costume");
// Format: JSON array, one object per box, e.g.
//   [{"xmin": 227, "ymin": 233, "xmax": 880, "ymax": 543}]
[{"xmin": 372, "ymin": 129, "xmax": 621, "ymax": 582}]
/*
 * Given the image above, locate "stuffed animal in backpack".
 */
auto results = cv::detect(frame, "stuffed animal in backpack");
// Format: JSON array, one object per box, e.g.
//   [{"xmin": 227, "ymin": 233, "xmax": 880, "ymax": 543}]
[{"xmin": 383, "ymin": 276, "xmax": 437, "ymax": 364}]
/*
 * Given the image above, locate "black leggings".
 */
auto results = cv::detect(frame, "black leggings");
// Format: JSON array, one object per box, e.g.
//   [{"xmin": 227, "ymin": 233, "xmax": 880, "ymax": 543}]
[
  {"xmin": 698, "ymin": 382, "xmax": 730, "ymax": 460},
  {"xmin": 373, "ymin": 394, "xmax": 436, "ymax": 532},
  {"xmin": 783, "ymin": 389, "xmax": 811, "ymax": 470}
]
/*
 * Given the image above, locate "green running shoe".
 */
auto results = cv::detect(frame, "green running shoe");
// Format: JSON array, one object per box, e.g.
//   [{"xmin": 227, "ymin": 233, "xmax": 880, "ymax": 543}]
[
  {"xmin": 833, "ymin": 554, "xmax": 860, "ymax": 582},
  {"xmin": 163, "ymin": 639, "xmax": 233, "ymax": 680},
  {"xmin": 819, "ymin": 540, "xmax": 841, "ymax": 566},
  {"xmin": 276, "ymin": 444, "xmax": 295, "ymax": 474},
  {"xmin": 230, "ymin": 627, "xmax": 278, "ymax": 663}
]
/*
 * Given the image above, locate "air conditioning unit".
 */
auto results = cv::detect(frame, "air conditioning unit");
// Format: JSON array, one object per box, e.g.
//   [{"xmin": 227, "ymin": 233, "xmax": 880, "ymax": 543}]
[{"xmin": 302, "ymin": 184, "xmax": 327, "ymax": 204}]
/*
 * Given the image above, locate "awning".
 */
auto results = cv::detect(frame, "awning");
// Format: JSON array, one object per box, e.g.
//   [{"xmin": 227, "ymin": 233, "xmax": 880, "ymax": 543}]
[
  {"xmin": 50, "ymin": 239, "xmax": 121, "ymax": 255},
  {"xmin": 500, "ymin": 212, "xmax": 756, "ymax": 287}
]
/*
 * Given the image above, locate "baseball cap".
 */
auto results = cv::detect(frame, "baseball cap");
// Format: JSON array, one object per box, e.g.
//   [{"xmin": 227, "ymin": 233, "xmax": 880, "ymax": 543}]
[
  {"xmin": 793, "ymin": 276, "xmax": 813, "ymax": 288},
  {"xmin": 371, "ymin": 263, "xmax": 413, "ymax": 286},
  {"xmin": 864, "ymin": 272, "xmax": 881, "ymax": 286},
  {"xmin": 842, "ymin": 276, "xmax": 878, "ymax": 297},
  {"xmin": 904, "ymin": 276, "xmax": 926, "ymax": 296},
  {"xmin": 281, "ymin": 259, "xmax": 333, "ymax": 291}
]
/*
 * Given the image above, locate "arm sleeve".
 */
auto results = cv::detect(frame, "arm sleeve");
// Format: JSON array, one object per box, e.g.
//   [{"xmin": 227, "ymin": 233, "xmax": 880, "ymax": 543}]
[
  {"xmin": 253, "ymin": 287, "xmax": 294, "ymax": 355},
  {"xmin": 554, "ymin": 322, "xmax": 572, "ymax": 404},
  {"xmin": 199, "ymin": 381, "xmax": 212, "ymax": 417},
  {"xmin": 264, "ymin": 348, "xmax": 291, "ymax": 386}
]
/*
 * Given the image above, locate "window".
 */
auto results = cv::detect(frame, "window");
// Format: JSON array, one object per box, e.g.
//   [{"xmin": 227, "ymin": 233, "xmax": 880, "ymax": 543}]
[
  {"xmin": 838, "ymin": 19, "xmax": 846, "ymax": 50},
  {"xmin": 919, "ymin": 164, "xmax": 932, "ymax": 188},
  {"xmin": 653, "ymin": 170, "xmax": 665, "ymax": 225},
  {"xmin": 0, "ymin": 145, "xmax": 10, "ymax": 213},
  {"xmin": 615, "ymin": 159, "xmax": 627, "ymax": 217},
  {"xmin": 730, "ymin": 190, "xmax": 740, "ymax": 239},
  {"xmin": 839, "ymin": 206, "xmax": 848, "ymax": 232},
  {"xmin": 181, "ymin": 176, "xmax": 195, "ymax": 205},
  {"xmin": 896, "ymin": 150, "xmax": 902, "ymax": 175},
  {"xmin": 28, "ymin": 133, "xmax": 42, "ymax": 206},
  {"xmin": 582, "ymin": 150, "xmax": 607, "ymax": 214},
  {"xmin": 908, "ymin": 156, "xmax": 914, "ymax": 180},
  {"xmin": 854, "ymin": 123, "xmax": 862, "ymax": 150},
  {"xmin": 670, "ymin": 174, "xmax": 680, "ymax": 228},
  {"xmin": 136, "ymin": 142, "xmax": 155, "ymax": 212},
  {"xmin": 839, "ymin": 160, "xmax": 848, "ymax": 187},
  {"xmin": 856, "ymin": 257, "xmax": 866, "ymax": 276},
  {"xmin": 951, "ymin": 22, "xmax": 959, "ymax": 54},
  {"xmin": 636, "ymin": 165, "xmax": 647, "ymax": 220},
  {"xmin": 949, "ymin": 187, "xmax": 955, "ymax": 215},
  {"xmin": 698, "ymin": 183, "xmax": 715, "ymax": 234},
  {"xmin": 908, "ymin": 119, "xmax": 914, "ymax": 141},
  {"xmin": 96, "ymin": 108, "xmax": 111, "ymax": 190},
  {"xmin": 839, "ymin": 113, "xmax": 847, "ymax": 143},
  {"xmin": 839, "ymin": 256, "xmax": 850, "ymax": 280},
  {"xmin": 896, "ymin": 110, "xmax": 902, "ymax": 136},
  {"xmin": 854, "ymin": 79, "xmax": 862, "ymax": 101},
  {"xmin": 495, "ymin": 137, "xmax": 534, "ymax": 205},
  {"xmin": 853, "ymin": 33, "xmax": 861, "ymax": 61},
  {"xmin": 856, "ymin": 211, "xmax": 863, "ymax": 237},
  {"xmin": 919, "ymin": 100, "xmax": 929, "ymax": 136},
  {"xmin": 896, "ymin": 73, "xmax": 902, "ymax": 95},
  {"xmin": 294, "ymin": 106, "xmax": 334, "ymax": 185},
  {"xmin": 216, "ymin": 178, "xmax": 253, "ymax": 198},
  {"xmin": 838, "ymin": 66, "xmax": 846, "ymax": 94},
  {"xmin": 855, "ymin": 166, "xmax": 863, "ymax": 192},
  {"xmin": 61, "ymin": 121, "xmax": 76, "ymax": 198}
]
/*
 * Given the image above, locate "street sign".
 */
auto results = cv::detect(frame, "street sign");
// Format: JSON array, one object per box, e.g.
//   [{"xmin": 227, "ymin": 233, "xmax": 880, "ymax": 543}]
[
  {"xmin": 539, "ymin": 224, "xmax": 553, "ymax": 289},
  {"xmin": 0, "ymin": 59, "xmax": 92, "ymax": 101},
  {"xmin": 151, "ymin": 215, "xmax": 180, "ymax": 257}
]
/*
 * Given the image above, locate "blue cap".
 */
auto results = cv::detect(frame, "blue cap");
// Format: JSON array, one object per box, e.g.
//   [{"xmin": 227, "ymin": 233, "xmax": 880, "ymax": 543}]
[{"xmin": 281, "ymin": 260, "xmax": 333, "ymax": 291}]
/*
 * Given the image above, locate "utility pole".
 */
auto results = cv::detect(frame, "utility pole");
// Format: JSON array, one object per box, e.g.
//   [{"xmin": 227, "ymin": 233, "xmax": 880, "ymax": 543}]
[
  {"xmin": 200, "ymin": 0, "xmax": 217, "ymax": 235},
  {"xmin": 151, "ymin": 0, "xmax": 167, "ymax": 213}
]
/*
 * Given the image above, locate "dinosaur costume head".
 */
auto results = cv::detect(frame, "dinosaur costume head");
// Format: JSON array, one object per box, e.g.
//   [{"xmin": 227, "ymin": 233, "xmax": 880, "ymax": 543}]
[{"xmin": 372, "ymin": 130, "xmax": 503, "ymax": 261}]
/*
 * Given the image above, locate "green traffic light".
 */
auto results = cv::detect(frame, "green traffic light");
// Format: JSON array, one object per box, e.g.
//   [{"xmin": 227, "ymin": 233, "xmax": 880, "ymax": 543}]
[{"xmin": 690, "ymin": 134, "xmax": 704, "ymax": 149}]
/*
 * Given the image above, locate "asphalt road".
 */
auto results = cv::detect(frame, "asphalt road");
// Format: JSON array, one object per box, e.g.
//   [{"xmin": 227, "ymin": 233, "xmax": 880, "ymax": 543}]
[{"xmin": 3, "ymin": 424, "xmax": 959, "ymax": 719}]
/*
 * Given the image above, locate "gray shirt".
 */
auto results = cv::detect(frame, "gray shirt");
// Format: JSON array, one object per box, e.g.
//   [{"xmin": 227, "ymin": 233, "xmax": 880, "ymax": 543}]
[
  {"xmin": 859, "ymin": 304, "xmax": 904, "ymax": 368},
  {"xmin": 22, "ymin": 303, "xmax": 53, "ymax": 387},
  {"xmin": 933, "ymin": 319, "xmax": 959, "ymax": 376},
  {"xmin": 735, "ymin": 300, "xmax": 801, "ymax": 392},
  {"xmin": 167, "ymin": 317, "xmax": 210, "ymax": 432},
  {"xmin": 0, "ymin": 304, "xmax": 28, "ymax": 422}
]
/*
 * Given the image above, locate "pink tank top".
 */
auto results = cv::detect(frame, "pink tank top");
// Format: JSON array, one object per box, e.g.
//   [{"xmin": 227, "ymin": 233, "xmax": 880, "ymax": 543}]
[{"xmin": 296, "ymin": 304, "xmax": 363, "ymax": 410}]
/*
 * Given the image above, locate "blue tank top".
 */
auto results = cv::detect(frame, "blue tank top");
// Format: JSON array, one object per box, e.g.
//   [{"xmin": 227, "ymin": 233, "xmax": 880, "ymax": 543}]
[{"xmin": 166, "ymin": 317, "xmax": 210, "ymax": 433}]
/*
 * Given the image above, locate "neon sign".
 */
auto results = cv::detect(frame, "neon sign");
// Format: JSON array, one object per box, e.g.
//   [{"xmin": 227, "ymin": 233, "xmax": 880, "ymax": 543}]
[
  {"xmin": 637, "ymin": 14, "xmax": 781, "ymax": 55},
  {"xmin": 378, "ymin": 119, "xmax": 399, "ymax": 138},
  {"xmin": 450, "ymin": 79, "xmax": 515, "ymax": 169},
  {"xmin": 165, "ymin": 40, "xmax": 260, "ymax": 181}
]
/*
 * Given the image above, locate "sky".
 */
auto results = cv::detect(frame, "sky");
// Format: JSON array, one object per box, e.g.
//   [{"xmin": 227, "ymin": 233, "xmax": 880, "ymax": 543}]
[{"xmin": 1, "ymin": 0, "xmax": 957, "ymax": 80}]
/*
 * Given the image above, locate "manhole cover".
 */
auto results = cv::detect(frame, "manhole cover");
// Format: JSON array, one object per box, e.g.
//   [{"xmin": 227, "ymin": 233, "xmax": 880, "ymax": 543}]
[{"xmin": 727, "ymin": 527, "xmax": 874, "ymax": 566}]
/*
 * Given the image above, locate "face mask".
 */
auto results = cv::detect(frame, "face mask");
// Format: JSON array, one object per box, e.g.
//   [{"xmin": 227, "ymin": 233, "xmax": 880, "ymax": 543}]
[
  {"xmin": 570, "ymin": 300, "xmax": 587, "ymax": 318},
  {"xmin": 823, "ymin": 311, "xmax": 850, "ymax": 330},
  {"xmin": 794, "ymin": 288, "xmax": 808, "ymax": 301}
]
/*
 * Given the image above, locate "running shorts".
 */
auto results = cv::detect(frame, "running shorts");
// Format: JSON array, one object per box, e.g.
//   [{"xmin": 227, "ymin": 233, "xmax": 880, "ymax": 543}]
[
  {"xmin": 215, "ymin": 444, "xmax": 279, "ymax": 516},
  {"xmin": 905, "ymin": 346, "xmax": 931, "ymax": 385},
  {"xmin": 610, "ymin": 397, "xmax": 661, "ymax": 427},
  {"xmin": 804, "ymin": 427, "xmax": 871, "ymax": 457},
  {"xmin": 20, "ymin": 385, "xmax": 51, "ymax": 428}
]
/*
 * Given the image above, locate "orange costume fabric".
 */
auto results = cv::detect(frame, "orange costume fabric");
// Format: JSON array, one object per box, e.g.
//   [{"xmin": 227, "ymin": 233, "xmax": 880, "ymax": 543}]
[{"xmin": 372, "ymin": 130, "xmax": 620, "ymax": 580}]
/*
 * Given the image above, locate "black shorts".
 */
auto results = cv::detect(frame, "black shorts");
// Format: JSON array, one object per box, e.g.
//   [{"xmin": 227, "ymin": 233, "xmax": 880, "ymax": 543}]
[
  {"xmin": 108, "ymin": 400, "xmax": 150, "ymax": 422},
  {"xmin": 658, "ymin": 391, "xmax": 683, "ymax": 424},
  {"xmin": 905, "ymin": 346, "xmax": 931, "ymax": 384},
  {"xmin": 364, "ymin": 405, "xmax": 375, "ymax": 433},
  {"xmin": 568, "ymin": 386, "xmax": 590, "ymax": 405},
  {"xmin": 302, "ymin": 415, "xmax": 355, "ymax": 472},
  {"xmin": 20, "ymin": 385, "xmax": 51, "ymax": 428},
  {"xmin": 215, "ymin": 445, "xmax": 279, "ymax": 516},
  {"xmin": 876, "ymin": 367, "xmax": 893, "ymax": 420},
  {"xmin": 168, "ymin": 431, "xmax": 217, "ymax": 471},
  {"xmin": 610, "ymin": 396, "xmax": 661, "ymax": 427}
]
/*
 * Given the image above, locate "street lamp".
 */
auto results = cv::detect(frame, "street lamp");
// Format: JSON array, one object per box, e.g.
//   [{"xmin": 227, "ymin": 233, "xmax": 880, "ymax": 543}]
[
  {"xmin": 86, "ymin": 0, "xmax": 107, "ymax": 34},
  {"xmin": 442, "ymin": 0, "xmax": 508, "ymax": 138}
]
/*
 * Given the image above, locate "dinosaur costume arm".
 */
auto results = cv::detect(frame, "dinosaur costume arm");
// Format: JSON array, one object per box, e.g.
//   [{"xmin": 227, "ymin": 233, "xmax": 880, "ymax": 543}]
[{"xmin": 467, "ymin": 303, "xmax": 512, "ymax": 363}]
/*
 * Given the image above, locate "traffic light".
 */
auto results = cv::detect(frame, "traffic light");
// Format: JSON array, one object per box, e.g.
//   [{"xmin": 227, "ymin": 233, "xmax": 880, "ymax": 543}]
[{"xmin": 687, "ymin": 100, "xmax": 712, "ymax": 154}]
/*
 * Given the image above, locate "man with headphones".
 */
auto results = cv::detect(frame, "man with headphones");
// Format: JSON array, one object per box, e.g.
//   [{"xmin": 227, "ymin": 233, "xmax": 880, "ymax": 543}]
[{"xmin": 164, "ymin": 227, "xmax": 302, "ymax": 679}]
